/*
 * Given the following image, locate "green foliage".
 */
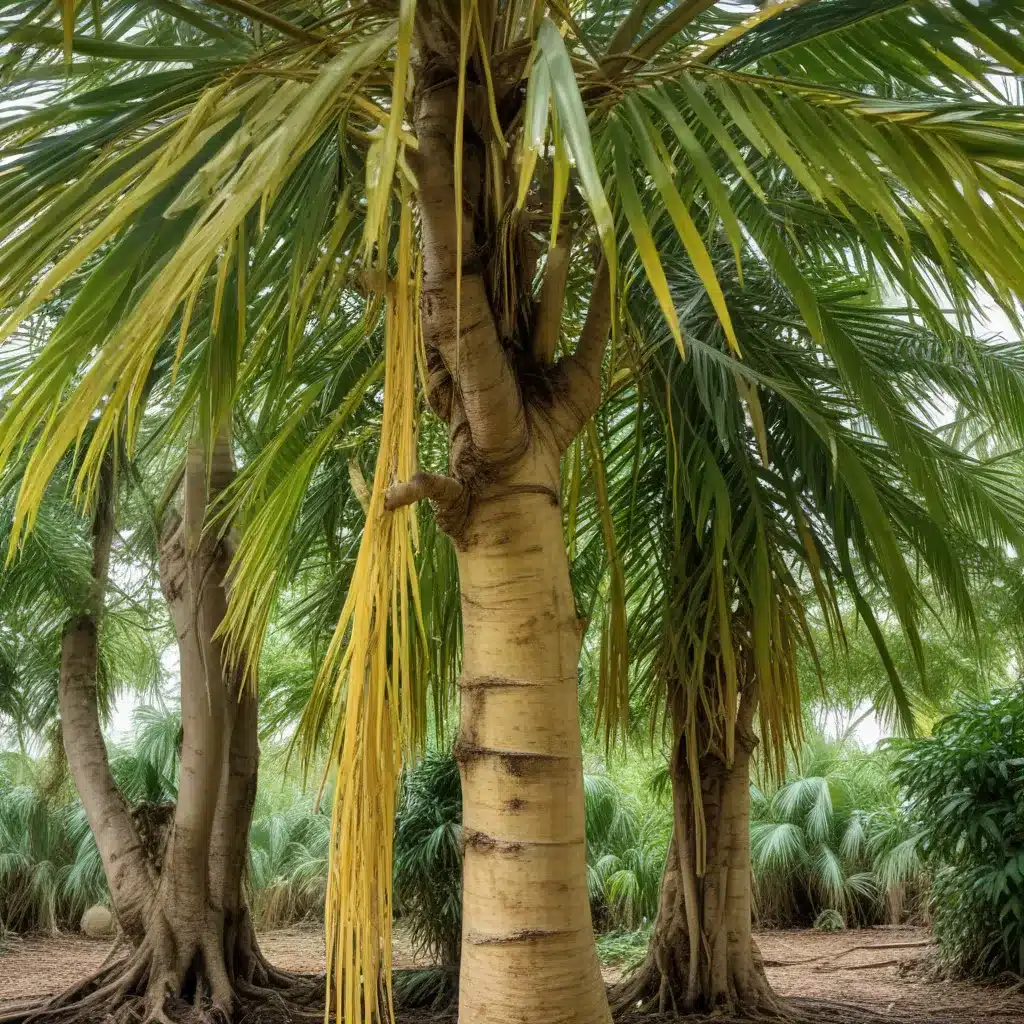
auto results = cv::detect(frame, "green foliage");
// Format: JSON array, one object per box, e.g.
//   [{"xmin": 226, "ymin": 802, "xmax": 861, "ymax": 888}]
[
  {"xmin": 584, "ymin": 772, "xmax": 670, "ymax": 932},
  {"xmin": 595, "ymin": 927, "xmax": 652, "ymax": 972},
  {"xmin": 393, "ymin": 751, "xmax": 463, "ymax": 969},
  {"xmin": 891, "ymin": 689, "xmax": 1024, "ymax": 977},
  {"xmin": 0, "ymin": 471, "xmax": 168, "ymax": 754},
  {"xmin": 751, "ymin": 737, "xmax": 926, "ymax": 928},
  {"xmin": 109, "ymin": 705, "xmax": 180, "ymax": 804},
  {"xmin": 248, "ymin": 798, "xmax": 330, "ymax": 930},
  {"xmin": 0, "ymin": 754, "xmax": 103, "ymax": 935},
  {"xmin": 796, "ymin": 600, "xmax": 1018, "ymax": 740},
  {"xmin": 813, "ymin": 908, "xmax": 845, "ymax": 932}
]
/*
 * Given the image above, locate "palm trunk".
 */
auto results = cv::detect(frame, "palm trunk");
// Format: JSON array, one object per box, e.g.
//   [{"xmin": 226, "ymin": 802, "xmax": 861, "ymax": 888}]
[
  {"xmin": 612, "ymin": 683, "xmax": 779, "ymax": 1016},
  {"xmin": 58, "ymin": 453, "xmax": 155, "ymax": 941},
  {"xmin": 405, "ymin": 51, "xmax": 615, "ymax": 1024},
  {"xmin": 455, "ymin": 489, "xmax": 610, "ymax": 1024},
  {"xmin": 10, "ymin": 437, "xmax": 311, "ymax": 1024}
]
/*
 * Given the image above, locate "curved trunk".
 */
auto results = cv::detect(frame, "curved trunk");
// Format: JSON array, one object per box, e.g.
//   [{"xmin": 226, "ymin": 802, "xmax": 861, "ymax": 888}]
[
  {"xmin": 14, "ymin": 438, "xmax": 310, "ymax": 1024},
  {"xmin": 58, "ymin": 454, "xmax": 155, "ymax": 940},
  {"xmin": 455, "ymin": 487, "xmax": 610, "ymax": 1024},
  {"xmin": 613, "ymin": 684, "xmax": 780, "ymax": 1017}
]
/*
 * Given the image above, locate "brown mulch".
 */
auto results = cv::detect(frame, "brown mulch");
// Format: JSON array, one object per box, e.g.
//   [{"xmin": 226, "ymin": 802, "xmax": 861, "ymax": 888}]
[{"xmin": 2, "ymin": 925, "xmax": 1023, "ymax": 1023}]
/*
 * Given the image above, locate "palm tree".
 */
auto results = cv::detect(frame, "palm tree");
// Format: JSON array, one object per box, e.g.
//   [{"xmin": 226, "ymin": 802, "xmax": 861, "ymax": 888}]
[
  {"xmin": 748, "ymin": 737, "xmax": 926, "ymax": 930},
  {"xmin": 584, "ymin": 204, "xmax": 1024, "ymax": 1012},
  {"xmin": 3, "ymin": 2, "xmax": 1024, "ymax": 1022}
]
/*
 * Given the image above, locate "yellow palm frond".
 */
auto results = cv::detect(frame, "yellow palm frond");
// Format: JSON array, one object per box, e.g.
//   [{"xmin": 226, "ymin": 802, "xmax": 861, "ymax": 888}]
[{"xmin": 298, "ymin": 194, "xmax": 424, "ymax": 1024}]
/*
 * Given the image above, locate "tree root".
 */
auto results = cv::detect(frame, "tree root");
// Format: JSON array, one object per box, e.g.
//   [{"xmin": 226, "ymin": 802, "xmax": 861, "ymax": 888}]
[
  {"xmin": 817, "ymin": 958, "xmax": 903, "ymax": 973},
  {"xmin": 0, "ymin": 938, "xmax": 324, "ymax": 1024},
  {"xmin": 828, "ymin": 939, "xmax": 932, "ymax": 961},
  {"xmin": 610, "ymin": 954, "xmax": 784, "ymax": 1020},
  {"xmin": 611, "ymin": 993, "xmax": 933, "ymax": 1023}
]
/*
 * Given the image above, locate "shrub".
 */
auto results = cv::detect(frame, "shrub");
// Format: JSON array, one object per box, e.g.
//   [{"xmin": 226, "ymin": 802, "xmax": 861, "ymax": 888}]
[
  {"xmin": 391, "ymin": 751, "xmax": 463, "ymax": 1008},
  {"xmin": 595, "ymin": 926, "xmax": 652, "ymax": 971},
  {"xmin": 393, "ymin": 750, "xmax": 463, "ymax": 968},
  {"xmin": 891, "ymin": 690, "xmax": 1024, "ymax": 978},
  {"xmin": 750, "ymin": 738, "xmax": 926, "ymax": 928},
  {"xmin": 0, "ymin": 757, "xmax": 102, "ymax": 934},
  {"xmin": 584, "ymin": 772, "xmax": 669, "ymax": 932},
  {"xmin": 248, "ymin": 799, "xmax": 330, "ymax": 929},
  {"xmin": 813, "ymin": 908, "xmax": 845, "ymax": 932}
]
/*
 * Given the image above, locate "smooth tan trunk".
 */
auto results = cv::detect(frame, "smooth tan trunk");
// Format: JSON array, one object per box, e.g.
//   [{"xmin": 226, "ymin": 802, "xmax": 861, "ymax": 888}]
[
  {"xmin": 410, "ymin": 56, "xmax": 613, "ymax": 1024},
  {"xmin": 455, "ymin": 490, "xmax": 610, "ymax": 1024}
]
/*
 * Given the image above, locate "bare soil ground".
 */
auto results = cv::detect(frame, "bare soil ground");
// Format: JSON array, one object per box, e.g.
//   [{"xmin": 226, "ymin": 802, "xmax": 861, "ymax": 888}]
[{"xmin": 2, "ymin": 925, "xmax": 1021, "ymax": 1022}]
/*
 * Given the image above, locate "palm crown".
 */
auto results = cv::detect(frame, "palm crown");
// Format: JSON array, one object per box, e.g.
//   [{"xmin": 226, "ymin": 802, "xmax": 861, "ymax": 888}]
[{"xmin": 3, "ymin": 0, "xmax": 1024, "ymax": 1019}]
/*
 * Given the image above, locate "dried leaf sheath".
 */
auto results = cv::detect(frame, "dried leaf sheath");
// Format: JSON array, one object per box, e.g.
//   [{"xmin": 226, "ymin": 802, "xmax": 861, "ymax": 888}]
[{"xmin": 300, "ymin": 199, "xmax": 423, "ymax": 1024}]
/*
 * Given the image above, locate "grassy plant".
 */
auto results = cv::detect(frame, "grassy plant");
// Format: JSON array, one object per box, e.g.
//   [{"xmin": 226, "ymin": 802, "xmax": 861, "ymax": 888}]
[
  {"xmin": 109, "ymin": 706, "xmax": 180, "ymax": 805},
  {"xmin": 0, "ymin": 755, "xmax": 102, "ymax": 934},
  {"xmin": 595, "ymin": 927, "xmax": 652, "ymax": 971},
  {"xmin": 393, "ymin": 751, "xmax": 462, "ymax": 967},
  {"xmin": 584, "ymin": 770, "xmax": 670, "ymax": 932},
  {"xmin": 248, "ymin": 800, "xmax": 330, "ymax": 930},
  {"xmin": 813, "ymin": 908, "xmax": 845, "ymax": 932}
]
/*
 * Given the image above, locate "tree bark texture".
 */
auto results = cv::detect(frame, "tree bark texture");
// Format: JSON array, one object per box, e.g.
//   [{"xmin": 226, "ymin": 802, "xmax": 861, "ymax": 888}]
[
  {"xmin": 455, "ymin": 486, "xmax": 609, "ymax": 1024},
  {"xmin": 21, "ymin": 437, "xmax": 308, "ymax": 1024},
  {"xmin": 612, "ymin": 683, "xmax": 780, "ymax": 1017},
  {"xmin": 397, "ymin": 55, "xmax": 615, "ymax": 1022}
]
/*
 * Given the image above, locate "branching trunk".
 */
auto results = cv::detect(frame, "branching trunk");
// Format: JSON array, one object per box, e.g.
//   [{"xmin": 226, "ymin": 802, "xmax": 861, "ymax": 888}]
[
  {"xmin": 13, "ymin": 438, "xmax": 316, "ymax": 1024},
  {"xmin": 58, "ymin": 453, "xmax": 155, "ymax": 941},
  {"xmin": 398, "ymin": 58, "xmax": 616, "ymax": 1022},
  {"xmin": 612, "ymin": 684, "xmax": 782, "ymax": 1018}
]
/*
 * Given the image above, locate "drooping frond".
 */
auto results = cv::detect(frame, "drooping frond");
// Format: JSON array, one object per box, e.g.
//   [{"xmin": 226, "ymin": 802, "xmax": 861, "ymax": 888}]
[
  {"xmin": 2, "ymin": 1, "xmax": 1024, "ymax": 1016},
  {"xmin": 296, "ymin": 199, "xmax": 424, "ymax": 1024}
]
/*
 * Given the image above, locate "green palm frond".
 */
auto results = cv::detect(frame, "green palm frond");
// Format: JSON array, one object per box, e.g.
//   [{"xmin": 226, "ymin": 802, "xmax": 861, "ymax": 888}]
[{"xmin": 1, "ymin": 1, "xmax": 1023, "ymax": 1010}]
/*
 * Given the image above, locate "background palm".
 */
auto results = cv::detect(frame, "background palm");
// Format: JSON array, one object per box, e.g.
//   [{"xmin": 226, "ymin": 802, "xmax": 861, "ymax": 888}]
[
  {"xmin": 579, "ymin": 201, "xmax": 1024, "ymax": 1009},
  {"xmin": 3, "ymin": 1, "xmax": 1024, "ymax": 1021}
]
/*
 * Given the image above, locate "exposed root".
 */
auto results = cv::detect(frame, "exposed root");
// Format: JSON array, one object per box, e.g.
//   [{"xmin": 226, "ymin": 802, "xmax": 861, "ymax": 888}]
[
  {"xmin": 610, "ymin": 950, "xmax": 785, "ymax": 1020},
  {"xmin": 611, "ymin": 994, "xmax": 919, "ymax": 1023},
  {"xmin": 234, "ymin": 981, "xmax": 323, "ymax": 1020},
  {"xmin": 0, "ymin": 932, "xmax": 323, "ymax": 1024},
  {"xmin": 829, "ymin": 939, "xmax": 932, "ymax": 961}
]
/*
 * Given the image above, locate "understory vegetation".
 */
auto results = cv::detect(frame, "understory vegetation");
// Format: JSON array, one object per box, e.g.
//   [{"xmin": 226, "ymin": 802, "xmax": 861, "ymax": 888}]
[
  {"xmin": 892, "ymin": 690, "xmax": 1024, "ymax": 979},
  {"xmin": 2, "ymin": 623, "xmax": 1019, "ymax": 989},
  {"xmin": 3, "ymin": 2, "xmax": 1024, "ymax": 1019},
  {"xmin": 0, "ymin": 713, "xmax": 936, "ymax": 946}
]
